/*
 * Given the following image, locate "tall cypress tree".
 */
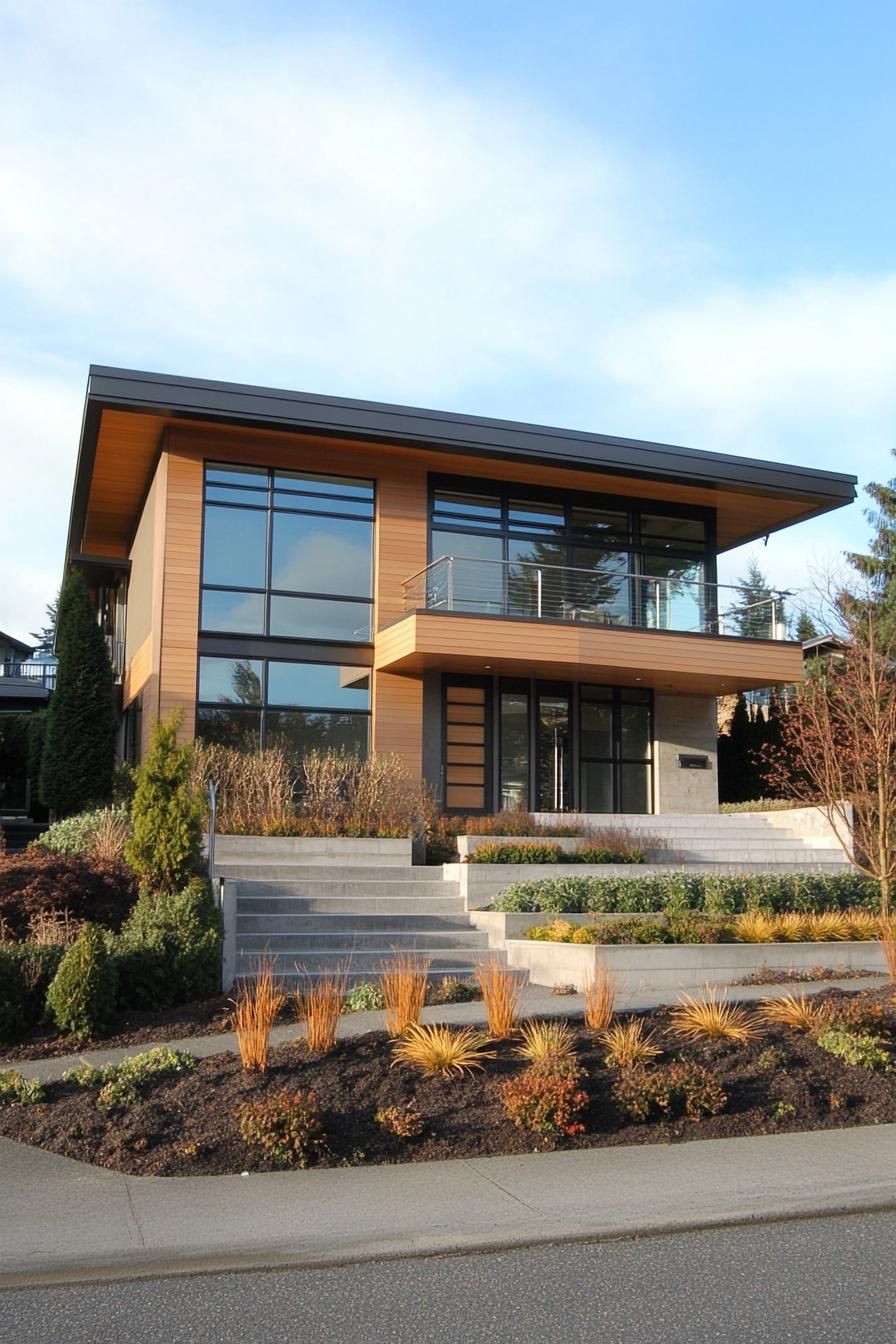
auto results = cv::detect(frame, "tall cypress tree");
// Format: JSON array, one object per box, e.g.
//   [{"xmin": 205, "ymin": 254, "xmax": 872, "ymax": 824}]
[
  {"xmin": 39, "ymin": 570, "xmax": 116, "ymax": 817},
  {"xmin": 794, "ymin": 608, "xmax": 819, "ymax": 642}
]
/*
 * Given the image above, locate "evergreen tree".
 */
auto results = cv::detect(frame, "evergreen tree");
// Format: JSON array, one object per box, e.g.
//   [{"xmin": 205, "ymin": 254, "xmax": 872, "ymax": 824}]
[
  {"xmin": 734, "ymin": 558, "xmax": 780, "ymax": 638},
  {"xmin": 30, "ymin": 592, "xmax": 59, "ymax": 656},
  {"xmin": 125, "ymin": 711, "xmax": 203, "ymax": 896},
  {"xmin": 794, "ymin": 608, "xmax": 819, "ymax": 642},
  {"xmin": 718, "ymin": 693, "xmax": 762, "ymax": 802},
  {"xmin": 847, "ymin": 456, "xmax": 896, "ymax": 640},
  {"xmin": 39, "ymin": 571, "xmax": 116, "ymax": 817}
]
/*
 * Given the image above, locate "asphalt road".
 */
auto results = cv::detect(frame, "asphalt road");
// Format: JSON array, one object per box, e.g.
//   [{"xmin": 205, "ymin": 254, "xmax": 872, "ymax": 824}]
[{"xmin": 4, "ymin": 1210, "xmax": 895, "ymax": 1344}]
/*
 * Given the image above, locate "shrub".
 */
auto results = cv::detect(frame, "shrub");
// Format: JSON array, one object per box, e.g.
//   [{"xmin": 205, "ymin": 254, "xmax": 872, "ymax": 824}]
[
  {"xmin": 343, "ymin": 980, "xmax": 385, "ymax": 1014},
  {"xmin": 427, "ymin": 810, "xmax": 584, "ymax": 861},
  {"xmin": 375, "ymin": 1101, "xmax": 424, "ymax": 1139},
  {"xmin": 475, "ymin": 957, "xmax": 525, "ymax": 1038},
  {"xmin": 391, "ymin": 1023, "xmax": 496, "ymax": 1077},
  {"xmin": 64, "ymin": 1046, "xmax": 196, "ymax": 1109},
  {"xmin": 296, "ymin": 969, "xmax": 348, "ymax": 1054},
  {"xmin": 126, "ymin": 712, "xmax": 203, "ymax": 895},
  {"xmin": 574, "ymin": 845, "xmax": 645, "ymax": 865},
  {"xmin": 523, "ymin": 913, "xmax": 733, "ymax": 945},
  {"xmin": 0, "ymin": 948, "xmax": 27, "ymax": 1043},
  {"xmin": 45, "ymin": 922, "xmax": 118, "ymax": 1040},
  {"xmin": 719, "ymin": 799, "xmax": 807, "ymax": 813},
  {"xmin": 466, "ymin": 840, "xmax": 645, "ymax": 865},
  {"xmin": 2, "ymin": 944, "xmax": 65, "ymax": 1035},
  {"xmin": 815, "ymin": 1025, "xmax": 892, "ymax": 1071},
  {"xmin": 0, "ymin": 1070, "xmax": 45, "ymax": 1105},
  {"xmin": 668, "ymin": 989, "xmax": 758, "ymax": 1043},
  {"xmin": 600, "ymin": 1019, "xmax": 660, "ymax": 1068},
  {"xmin": 232, "ymin": 960, "xmax": 285, "ymax": 1072},
  {"xmin": 36, "ymin": 806, "xmax": 132, "ymax": 859},
  {"xmin": 298, "ymin": 751, "xmax": 437, "ymax": 839},
  {"xmin": 115, "ymin": 878, "xmax": 223, "ymax": 1009},
  {"xmin": 381, "ymin": 951, "xmax": 430, "ymax": 1037},
  {"xmin": 428, "ymin": 976, "xmax": 478, "ymax": 1004},
  {"xmin": 612, "ymin": 1062, "xmax": 727, "ymax": 1123},
  {"xmin": 500, "ymin": 1068, "xmax": 588, "ymax": 1136},
  {"xmin": 0, "ymin": 852, "xmax": 137, "ymax": 940},
  {"xmin": 237, "ymin": 1090, "xmax": 326, "ymax": 1167},
  {"xmin": 191, "ymin": 741, "xmax": 295, "ymax": 836},
  {"xmin": 491, "ymin": 872, "xmax": 878, "ymax": 916}
]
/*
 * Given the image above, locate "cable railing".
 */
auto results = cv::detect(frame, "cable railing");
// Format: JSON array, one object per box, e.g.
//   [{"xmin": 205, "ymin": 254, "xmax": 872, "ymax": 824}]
[
  {"xmin": 403, "ymin": 556, "xmax": 791, "ymax": 641},
  {"xmin": 0, "ymin": 661, "xmax": 57, "ymax": 689}
]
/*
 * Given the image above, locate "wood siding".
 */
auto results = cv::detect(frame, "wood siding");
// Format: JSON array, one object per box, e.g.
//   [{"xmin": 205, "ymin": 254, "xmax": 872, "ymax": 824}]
[
  {"xmin": 158, "ymin": 453, "xmax": 203, "ymax": 741},
  {"xmin": 373, "ymin": 611, "xmax": 804, "ymax": 696}
]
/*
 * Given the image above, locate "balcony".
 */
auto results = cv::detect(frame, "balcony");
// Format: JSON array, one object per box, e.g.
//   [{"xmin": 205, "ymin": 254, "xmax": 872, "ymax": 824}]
[
  {"xmin": 0, "ymin": 661, "xmax": 57, "ymax": 691},
  {"xmin": 373, "ymin": 556, "xmax": 804, "ymax": 695}
]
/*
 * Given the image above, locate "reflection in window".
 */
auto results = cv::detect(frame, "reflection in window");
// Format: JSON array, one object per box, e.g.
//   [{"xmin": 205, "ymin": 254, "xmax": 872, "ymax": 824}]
[
  {"xmin": 195, "ymin": 707, "xmax": 262, "ymax": 752},
  {"xmin": 200, "ymin": 463, "xmax": 374, "ymax": 641}
]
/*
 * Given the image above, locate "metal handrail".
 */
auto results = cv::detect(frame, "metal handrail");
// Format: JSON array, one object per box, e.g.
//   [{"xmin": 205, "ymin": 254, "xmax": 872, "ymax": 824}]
[
  {"xmin": 403, "ymin": 555, "xmax": 790, "ymax": 641},
  {"xmin": 0, "ymin": 661, "xmax": 57, "ymax": 688},
  {"xmin": 207, "ymin": 778, "xmax": 217, "ymax": 880}
]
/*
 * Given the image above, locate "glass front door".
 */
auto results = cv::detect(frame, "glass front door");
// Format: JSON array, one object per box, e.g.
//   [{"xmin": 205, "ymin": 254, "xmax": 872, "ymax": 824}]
[{"xmin": 536, "ymin": 688, "xmax": 571, "ymax": 811}]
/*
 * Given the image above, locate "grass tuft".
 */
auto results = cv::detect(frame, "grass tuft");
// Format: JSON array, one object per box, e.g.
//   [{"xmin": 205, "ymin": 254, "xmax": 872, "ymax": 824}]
[
  {"xmin": 295, "ymin": 966, "xmax": 348, "ymax": 1054},
  {"xmin": 475, "ymin": 956, "xmax": 526, "ymax": 1038},
  {"xmin": 599, "ymin": 1018, "xmax": 661, "ymax": 1068},
  {"xmin": 513, "ymin": 1018, "xmax": 577, "ymax": 1069},
  {"xmin": 669, "ymin": 987, "xmax": 758, "ymax": 1043},
  {"xmin": 756, "ymin": 992, "xmax": 828, "ymax": 1032},
  {"xmin": 232, "ymin": 958, "xmax": 286, "ymax": 1072},
  {"xmin": 391, "ymin": 1023, "xmax": 496, "ymax": 1077},
  {"xmin": 583, "ymin": 959, "xmax": 616, "ymax": 1033},
  {"xmin": 381, "ymin": 951, "xmax": 431, "ymax": 1038}
]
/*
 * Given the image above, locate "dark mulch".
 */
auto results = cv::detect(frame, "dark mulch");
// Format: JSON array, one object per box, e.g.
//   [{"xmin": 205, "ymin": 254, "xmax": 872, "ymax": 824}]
[
  {"xmin": 2, "ymin": 988, "xmax": 896, "ymax": 1178},
  {"xmin": 731, "ymin": 966, "xmax": 886, "ymax": 986}
]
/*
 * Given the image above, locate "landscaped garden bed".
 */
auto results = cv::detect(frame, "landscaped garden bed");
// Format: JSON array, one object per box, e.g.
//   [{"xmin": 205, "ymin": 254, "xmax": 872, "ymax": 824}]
[{"xmin": 2, "ymin": 985, "xmax": 896, "ymax": 1176}]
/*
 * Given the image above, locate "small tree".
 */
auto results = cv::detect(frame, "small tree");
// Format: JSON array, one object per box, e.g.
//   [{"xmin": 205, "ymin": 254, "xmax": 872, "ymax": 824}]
[
  {"xmin": 794, "ymin": 608, "xmax": 819, "ymax": 642},
  {"xmin": 768, "ymin": 609, "xmax": 896, "ymax": 918},
  {"xmin": 39, "ymin": 570, "xmax": 116, "ymax": 817},
  {"xmin": 45, "ymin": 921, "xmax": 118, "ymax": 1039},
  {"xmin": 734, "ymin": 558, "xmax": 779, "ymax": 639},
  {"xmin": 717, "ymin": 694, "xmax": 762, "ymax": 803},
  {"xmin": 125, "ymin": 711, "xmax": 203, "ymax": 895},
  {"xmin": 848, "ymin": 454, "xmax": 896, "ymax": 642}
]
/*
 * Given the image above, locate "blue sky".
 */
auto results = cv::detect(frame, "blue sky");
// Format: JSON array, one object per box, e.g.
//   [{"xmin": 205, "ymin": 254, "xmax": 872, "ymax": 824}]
[{"xmin": 2, "ymin": 0, "xmax": 895, "ymax": 640}]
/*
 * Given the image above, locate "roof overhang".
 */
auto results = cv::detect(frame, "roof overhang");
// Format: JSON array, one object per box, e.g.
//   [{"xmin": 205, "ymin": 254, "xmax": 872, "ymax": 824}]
[{"xmin": 67, "ymin": 365, "xmax": 858, "ymax": 562}]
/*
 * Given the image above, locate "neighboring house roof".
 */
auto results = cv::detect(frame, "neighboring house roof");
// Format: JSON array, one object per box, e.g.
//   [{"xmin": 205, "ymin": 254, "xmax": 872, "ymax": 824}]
[
  {"xmin": 0, "ymin": 630, "xmax": 33, "ymax": 657},
  {"xmin": 802, "ymin": 633, "xmax": 849, "ymax": 656},
  {"xmin": 67, "ymin": 365, "xmax": 858, "ymax": 562}
]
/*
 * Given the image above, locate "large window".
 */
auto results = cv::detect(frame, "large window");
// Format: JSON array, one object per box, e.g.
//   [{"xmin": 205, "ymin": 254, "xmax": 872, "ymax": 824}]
[
  {"xmin": 201, "ymin": 464, "xmax": 374, "ymax": 642},
  {"xmin": 196, "ymin": 656, "xmax": 370, "ymax": 758},
  {"xmin": 429, "ymin": 481, "xmax": 712, "ymax": 629}
]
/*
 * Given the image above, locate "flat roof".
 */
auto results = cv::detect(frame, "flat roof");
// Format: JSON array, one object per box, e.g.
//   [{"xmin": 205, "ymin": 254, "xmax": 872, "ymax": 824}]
[{"xmin": 67, "ymin": 365, "xmax": 857, "ymax": 559}]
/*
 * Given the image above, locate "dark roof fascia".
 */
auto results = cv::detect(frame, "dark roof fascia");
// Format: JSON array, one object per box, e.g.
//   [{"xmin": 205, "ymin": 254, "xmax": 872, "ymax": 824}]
[{"xmin": 68, "ymin": 365, "xmax": 858, "ymax": 556}]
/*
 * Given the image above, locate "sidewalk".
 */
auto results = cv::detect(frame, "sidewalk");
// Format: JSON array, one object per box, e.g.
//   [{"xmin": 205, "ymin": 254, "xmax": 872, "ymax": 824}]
[
  {"xmin": 2, "ymin": 976, "xmax": 885, "ymax": 1083},
  {"xmin": 3, "ymin": 1122, "xmax": 896, "ymax": 1288}
]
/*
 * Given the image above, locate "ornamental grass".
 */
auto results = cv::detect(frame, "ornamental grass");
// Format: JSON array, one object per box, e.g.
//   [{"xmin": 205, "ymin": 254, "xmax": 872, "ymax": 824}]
[
  {"xmin": 475, "ymin": 956, "xmax": 526, "ymax": 1038},
  {"xmin": 295, "ymin": 966, "xmax": 348, "ymax": 1054},
  {"xmin": 513, "ymin": 1018, "xmax": 577, "ymax": 1069},
  {"xmin": 583, "ymin": 959, "xmax": 616, "ymax": 1033},
  {"xmin": 599, "ymin": 1018, "xmax": 660, "ymax": 1068},
  {"xmin": 232, "ymin": 958, "xmax": 286, "ymax": 1072},
  {"xmin": 391, "ymin": 1023, "xmax": 496, "ymax": 1078},
  {"xmin": 756, "ymin": 992, "xmax": 828, "ymax": 1033},
  {"xmin": 381, "ymin": 950, "xmax": 431, "ymax": 1037},
  {"xmin": 668, "ymin": 987, "xmax": 758, "ymax": 1043}
]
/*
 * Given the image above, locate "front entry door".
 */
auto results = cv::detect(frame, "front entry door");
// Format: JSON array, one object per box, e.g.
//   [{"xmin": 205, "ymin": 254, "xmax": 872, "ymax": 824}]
[{"xmin": 536, "ymin": 687, "xmax": 571, "ymax": 812}]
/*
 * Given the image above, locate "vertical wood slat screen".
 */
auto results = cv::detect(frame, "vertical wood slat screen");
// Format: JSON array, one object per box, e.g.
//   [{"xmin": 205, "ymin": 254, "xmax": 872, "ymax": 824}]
[{"xmin": 444, "ymin": 684, "xmax": 487, "ymax": 810}]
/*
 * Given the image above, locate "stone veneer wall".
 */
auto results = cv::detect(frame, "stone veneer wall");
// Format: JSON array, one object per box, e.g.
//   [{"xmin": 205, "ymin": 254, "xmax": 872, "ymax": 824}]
[{"xmin": 653, "ymin": 693, "xmax": 719, "ymax": 813}]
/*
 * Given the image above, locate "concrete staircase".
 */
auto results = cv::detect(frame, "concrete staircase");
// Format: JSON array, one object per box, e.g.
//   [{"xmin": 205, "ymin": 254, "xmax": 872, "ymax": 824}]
[{"xmin": 220, "ymin": 853, "xmax": 498, "ymax": 987}]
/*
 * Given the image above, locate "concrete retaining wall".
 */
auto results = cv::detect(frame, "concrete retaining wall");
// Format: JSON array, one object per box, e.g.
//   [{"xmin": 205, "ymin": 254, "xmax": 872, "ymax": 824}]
[
  {"xmin": 505, "ymin": 937, "xmax": 887, "ymax": 992},
  {"xmin": 445, "ymin": 862, "xmax": 673, "ymax": 909},
  {"xmin": 212, "ymin": 836, "xmax": 413, "ymax": 867}
]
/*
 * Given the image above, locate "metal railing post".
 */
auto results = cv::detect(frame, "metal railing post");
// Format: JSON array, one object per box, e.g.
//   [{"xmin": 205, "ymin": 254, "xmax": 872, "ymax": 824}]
[
  {"xmin": 536, "ymin": 568, "xmax": 543, "ymax": 618},
  {"xmin": 447, "ymin": 557, "xmax": 454, "ymax": 611},
  {"xmin": 207, "ymin": 778, "xmax": 217, "ymax": 880}
]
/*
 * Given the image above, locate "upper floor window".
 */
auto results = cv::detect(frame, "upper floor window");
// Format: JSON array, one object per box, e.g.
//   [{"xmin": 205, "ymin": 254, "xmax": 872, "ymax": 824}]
[{"xmin": 201, "ymin": 463, "xmax": 374, "ymax": 642}]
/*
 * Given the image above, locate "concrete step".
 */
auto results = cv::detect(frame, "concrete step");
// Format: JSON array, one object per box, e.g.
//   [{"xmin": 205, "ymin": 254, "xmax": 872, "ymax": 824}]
[
  {"xmin": 232, "ymin": 893, "xmax": 468, "ymax": 915},
  {"xmin": 236, "ymin": 947, "xmax": 506, "ymax": 979},
  {"xmin": 651, "ymin": 861, "xmax": 855, "ymax": 875},
  {"xmin": 230, "ymin": 878, "xmax": 460, "ymax": 899},
  {"xmin": 216, "ymin": 864, "xmax": 443, "ymax": 882},
  {"xmin": 237, "ymin": 929, "xmax": 490, "ymax": 952},
  {"xmin": 236, "ymin": 913, "xmax": 480, "ymax": 934}
]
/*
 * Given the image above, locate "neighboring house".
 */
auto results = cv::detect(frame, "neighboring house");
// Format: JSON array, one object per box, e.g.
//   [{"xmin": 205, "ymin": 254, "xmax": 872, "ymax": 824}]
[
  {"xmin": 0, "ymin": 630, "xmax": 56, "ymax": 713},
  {"xmin": 63, "ymin": 366, "xmax": 856, "ymax": 815}
]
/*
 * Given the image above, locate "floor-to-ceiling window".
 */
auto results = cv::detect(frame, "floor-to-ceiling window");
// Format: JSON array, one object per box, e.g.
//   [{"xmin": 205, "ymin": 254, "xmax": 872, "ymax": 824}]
[
  {"xmin": 428, "ymin": 478, "xmax": 713, "ymax": 632},
  {"xmin": 197, "ymin": 463, "xmax": 374, "ymax": 759}
]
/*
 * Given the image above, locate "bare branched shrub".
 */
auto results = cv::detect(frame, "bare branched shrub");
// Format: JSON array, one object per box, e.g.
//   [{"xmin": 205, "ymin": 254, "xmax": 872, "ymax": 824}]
[
  {"xmin": 193, "ymin": 742, "xmax": 295, "ymax": 835},
  {"xmin": 299, "ymin": 751, "xmax": 438, "ymax": 839},
  {"xmin": 381, "ymin": 951, "xmax": 431, "ymax": 1037},
  {"xmin": 27, "ymin": 909, "xmax": 79, "ymax": 946},
  {"xmin": 296, "ymin": 967, "xmax": 348, "ymax": 1054},
  {"xmin": 232, "ymin": 958, "xmax": 286, "ymax": 1071}
]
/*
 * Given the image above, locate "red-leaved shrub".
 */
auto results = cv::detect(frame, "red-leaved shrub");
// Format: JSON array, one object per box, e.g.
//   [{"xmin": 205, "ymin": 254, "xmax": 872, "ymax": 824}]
[
  {"xmin": 0, "ymin": 852, "xmax": 138, "ymax": 941},
  {"xmin": 500, "ymin": 1067, "xmax": 588, "ymax": 1136}
]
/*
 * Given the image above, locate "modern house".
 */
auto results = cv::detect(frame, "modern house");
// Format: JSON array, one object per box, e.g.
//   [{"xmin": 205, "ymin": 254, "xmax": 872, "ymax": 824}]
[{"xmin": 65, "ymin": 366, "xmax": 856, "ymax": 816}]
